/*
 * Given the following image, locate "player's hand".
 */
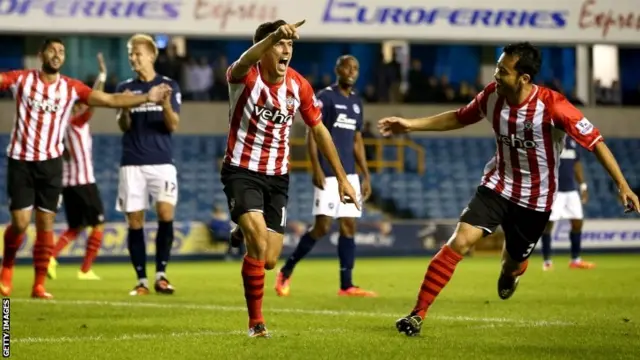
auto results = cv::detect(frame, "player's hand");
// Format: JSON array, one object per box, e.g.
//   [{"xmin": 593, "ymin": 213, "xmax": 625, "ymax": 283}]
[
  {"xmin": 619, "ymin": 185, "xmax": 640, "ymax": 214},
  {"xmin": 361, "ymin": 177, "xmax": 372, "ymax": 202},
  {"xmin": 274, "ymin": 20, "xmax": 305, "ymax": 40},
  {"xmin": 312, "ymin": 168, "xmax": 325, "ymax": 190},
  {"xmin": 97, "ymin": 52, "xmax": 106, "ymax": 74},
  {"xmin": 338, "ymin": 177, "xmax": 360, "ymax": 210},
  {"xmin": 580, "ymin": 189, "xmax": 589, "ymax": 204},
  {"xmin": 378, "ymin": 116, "xmax": 412, "ymax": 137},
  {"xmin": 148, "ymin": 84, "xmax": 171, "ymax": 103}
]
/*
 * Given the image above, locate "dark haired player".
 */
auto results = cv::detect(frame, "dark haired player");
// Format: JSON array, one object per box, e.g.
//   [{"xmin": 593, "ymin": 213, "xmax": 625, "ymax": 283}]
[
  {"xmin": 378, "ymin": 42, "xmax": 640, "ymax": 336},
  {"xmin": 115, "ymin": 34, "xmax": 182, "ymax": 296},
  {"xmin": 223, "ymin": 19, "xmax": 359, "ymax": 337},
  {"xmin": 48, "ymin": 53, "xmax": 109, "ymax": 281},
  {"xmin": 0, "ymin": 38, "xmax": 170, "ymax": 299},
  {"xmin": 275, "ymin": 55, "xmax": 376, "ymax": 298},
  {"xmin": 540, "ymin": 136, "xmax": 595, "ymax": 270}
]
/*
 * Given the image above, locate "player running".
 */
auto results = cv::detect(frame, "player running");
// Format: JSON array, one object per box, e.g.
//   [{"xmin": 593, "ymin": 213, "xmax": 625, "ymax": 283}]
[
  {"xmin": 275, "ymin": 55, "xmax": 376, "ymax": 298},
  {"xmin": 223, "ymin": 20, "xmax": 359, "ymax": 337},
  {"xmin": 540, "ymin": 136, "xmax": 595, "ymax": 270},
  {"xmin": 115, "ymin": 34, "xmax": 182, "ymax": 296},
  {"xmin": 0, "ymin": 38, "xmax": 169, "ymax": 299},
  {"xmin": 378, "ymin": 42, "xmax": 640, "ymax": 336},
  {"xmin": 48, "ymin": 53, "xmax": 109, "ymax": 281}
]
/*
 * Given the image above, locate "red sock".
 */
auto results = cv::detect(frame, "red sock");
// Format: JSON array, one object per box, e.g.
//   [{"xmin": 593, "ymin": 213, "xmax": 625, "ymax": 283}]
[
  {"xmin": 513, "ymin": 260, "xmax": 528, "ymax": 276},
  {"xmin": 2, "ymin": 225, "xmax": 25, "ymax": 270},
  {"xmin": 241, "ymin": 255, "xmax": 266, "ymax": 328},
  {"xmin": 53, "ymin": 229, "xmax": 80, "ymax": 257},
  {"xmin": 34, "ymin": 231, "xmax": 54, "ymax": 287},
  {"xmin": 413, "ymin": 245, "xmax": 464, "ymax": 318},
  {"xmin": 81, "ymin": 229, "xmax": 103, "ymax": 273}
]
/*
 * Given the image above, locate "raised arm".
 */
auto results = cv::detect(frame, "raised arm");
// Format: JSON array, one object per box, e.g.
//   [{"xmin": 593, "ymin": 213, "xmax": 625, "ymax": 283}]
[
  {"xmin": 229, "ymin": 20, "xmax": 305, "ymax": 81},
  {"xmin": 0, "ymin": 71, "xmax": 23, "ymax": 91},
  {"xmin": 71, "ymin": 54, "xmax": 108, "ymax": 126}
]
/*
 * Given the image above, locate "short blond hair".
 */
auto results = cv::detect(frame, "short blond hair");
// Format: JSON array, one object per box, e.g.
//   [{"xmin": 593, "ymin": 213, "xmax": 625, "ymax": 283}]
[{"xmin": 127, "ymin": 33, "xmax": 159, "ymax": 58}]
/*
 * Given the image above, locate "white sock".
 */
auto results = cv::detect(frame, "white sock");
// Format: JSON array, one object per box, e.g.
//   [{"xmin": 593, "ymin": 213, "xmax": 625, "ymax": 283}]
[
  {"xmin": 155, "ymin": 272, "xmax": 166, "ymax": 281},
  {"xmin": 139, "ymin": 278, "xmax": 149, "ymax": 287}
]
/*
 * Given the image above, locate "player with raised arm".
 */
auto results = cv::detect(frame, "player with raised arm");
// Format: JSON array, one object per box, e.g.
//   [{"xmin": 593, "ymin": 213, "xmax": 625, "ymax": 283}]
[
  {"xmin": 540, "ymin": 136, "xmax": 595, "ymax": 270},
  {"xmin": 48, "ymin": 53, "xmax": 109, "ymax": 281},
  {"xmin": 378, "ymin": 42, "xmax": 640, "ymax": 336},
  {"xmin": 115, "ymin": 34, "xmax": 182, "ymax": 296},
  {"xmin": 0, "ymin": 38, "xmax": 169, "ymax": 299},
  {"xmin": 222, "ymin": 20, "xmax": 359, "ymax": 337},
  {"xmin": 275, "ymin": 55, "xmax": 376, "ymax": 298}
]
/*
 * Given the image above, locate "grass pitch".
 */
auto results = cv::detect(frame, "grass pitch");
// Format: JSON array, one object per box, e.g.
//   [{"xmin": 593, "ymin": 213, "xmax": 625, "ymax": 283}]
[{"xmin": 6, "ymin": 254, "xmax": 640, "ymax": 359}]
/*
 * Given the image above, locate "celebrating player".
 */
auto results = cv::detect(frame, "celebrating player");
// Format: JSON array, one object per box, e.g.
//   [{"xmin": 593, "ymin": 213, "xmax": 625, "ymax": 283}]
[
  {"xmin": 378, "ymin": 42, "xmax": 640, "ymax": 336},
  {"xmin": 222, "ymin": 20, "xmax": 359, "ymax": 337},
  {"xmin": 48, "ymin": 53, "xmax": 109, "ymax": 281},
  {"xmin": 0, "ymin": 38, "xmax": 170, "ymax": 299},
  {"xmin": 115, "ymin": 34, "xmax": 182, "ymax": 296},
  {"xmin": 540, "ymin": 137, "xmax": 594, "ymax": 270},
  {"xmin": 275, "ymin": 55, "xmax": 376, "ymax": 298}
]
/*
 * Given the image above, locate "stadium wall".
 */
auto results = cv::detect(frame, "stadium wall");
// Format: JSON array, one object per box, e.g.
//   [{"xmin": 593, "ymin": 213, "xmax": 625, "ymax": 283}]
[{"xmin": 0, "ymin": 102, "xmax": 639, "ymax": 136}]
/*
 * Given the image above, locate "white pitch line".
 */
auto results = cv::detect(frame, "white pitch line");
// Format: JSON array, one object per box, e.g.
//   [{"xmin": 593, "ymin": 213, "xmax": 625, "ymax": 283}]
[
  {"xmin": 10, "ymin": 298, "xmax": 573, "ymax": 327},
  {"xmin": 11, "ymin": 328, "xmax": 348, "ymax": 344}
]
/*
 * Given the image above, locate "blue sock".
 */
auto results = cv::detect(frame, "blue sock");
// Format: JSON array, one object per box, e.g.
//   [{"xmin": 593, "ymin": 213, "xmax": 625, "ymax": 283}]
[
  {"xmin": 127, "ymin": 228, "xmax": 147, "ymax": 280},
  {"xmin": 281, "ymin": 232, "xmax": 317, "ymax": 278},
  {"xmin": 569, "ymin": 232, "xmax": 582, "ymax": 260},
  {"xmin": 338, "ymin": 235, "xmax": 355, "ymax": 290},
  {"xmin": 155, "ymin": 221, "xmax": 174, "ymax": 274},
  {"xmin": 541, "ymin": 233, "xmax": 552, "ymax": 261}
]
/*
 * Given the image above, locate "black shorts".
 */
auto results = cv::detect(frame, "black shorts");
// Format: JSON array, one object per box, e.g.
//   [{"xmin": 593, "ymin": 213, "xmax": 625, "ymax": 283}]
[
  {"xmin": 6, "ymin": 156, "xmax": 63, "ymax": 212},
  {"xmin": 220, "ymin": 164, "xmax": 289, "ymax": 234},
  {"xmin": 460, "ymin": 186, "xmax": 551, "ymax": 262},
  {"xmin": 62, "ymin": 184, "xmax": 105, "ymax": 229}
]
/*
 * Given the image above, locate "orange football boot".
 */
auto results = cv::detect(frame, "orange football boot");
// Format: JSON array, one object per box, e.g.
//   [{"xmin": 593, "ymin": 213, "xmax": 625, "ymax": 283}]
[
  {"xmin": 0, "ymin": 268, "xmax": 13, "ymax": 296},
  {"xmin": 31, "ymin": 285, "xmax": 53, "ymax": 299},
  {"xmin": 338, "ymin": 286, "xmax": 377, "ymax": 297},
  {"xmin": 274, "ymin": 271, "xmax": 291, "ymax": 297},
  {"xmin": 569, "ymin": 259, "xmax": 595, "ymax": 269}
]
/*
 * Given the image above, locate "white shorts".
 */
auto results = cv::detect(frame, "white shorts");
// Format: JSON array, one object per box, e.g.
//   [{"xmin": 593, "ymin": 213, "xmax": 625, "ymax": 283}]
[
  {"xmin": 312, "ymin": 174, "xmax": 362, "ymax": 219},
  {"xmin": 549, "ymin": 191, "xmax": 583, "ymax": 221},
  {"xmin": 116, "ymin": 164, "xmax": 178, "ymax": 213}
]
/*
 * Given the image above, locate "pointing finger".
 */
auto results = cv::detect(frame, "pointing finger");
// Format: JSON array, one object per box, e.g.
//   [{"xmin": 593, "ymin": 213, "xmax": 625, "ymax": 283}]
[{"xmin": 294, "ymin": 20, "xmax": 306, "ymax": 28}]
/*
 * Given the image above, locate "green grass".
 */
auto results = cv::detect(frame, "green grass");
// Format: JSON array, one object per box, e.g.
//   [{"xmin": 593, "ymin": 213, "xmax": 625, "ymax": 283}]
[{"xmin": 6, "ymin": 254, "xmax": 640, "ymax": 359}]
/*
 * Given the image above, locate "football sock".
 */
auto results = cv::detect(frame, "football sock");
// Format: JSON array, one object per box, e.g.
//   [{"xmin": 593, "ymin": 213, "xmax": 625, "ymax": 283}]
[
  {"xmin": 280, "ymin": 232, "xmax": 316, "ymax": 278},
  {"xmin": 2, "ymin": 225, "xmax": 25, "ymax": 270},
  {"xmin": 127, "ymin": 228, "xmax": 147, "ymax": 280},
  {"xmin": 569, "ymin": 232, "xmax": 582, "ymax": 261},
  {"xmin": 242, "ymin": 255, "xmax": 266, "ymax": 328},
  {"xmin": 81, "ymin": 228, "xmax": 103, "ymax": 273},
  {"xmin": 53, "ymin": 229, "xmax": 80, "ymax": 257},
  {"xmin": 541, "ymin": 233, "xmax": 552, "ymax": 262},
  {"xmin": 34, "ymin": 231, "xmax": 54, "ymax": 287},
  {"xmin": 338, "ymin": 235, "xmax": 355, "ymax": 290},
  {"xmin": 412, "ymin": 245, "xmax": 463, "ymax": 319},
  {"xmin": 155, "ymin": 221, "xmax": 174, "ymax": 274}
]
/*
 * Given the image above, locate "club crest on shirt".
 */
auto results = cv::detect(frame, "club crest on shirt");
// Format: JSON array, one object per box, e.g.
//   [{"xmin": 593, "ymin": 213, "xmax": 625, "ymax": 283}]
[
  {"xmin": 523, "ymin": 120, "xmax": 533, "ymax": 131},
  {"xmin": 285, "ymin": 96, "xmax": 295, "ymax": 112},
  {"xmin": 353, "ymin": 103, "xmax": 360, "ymax": 114}
]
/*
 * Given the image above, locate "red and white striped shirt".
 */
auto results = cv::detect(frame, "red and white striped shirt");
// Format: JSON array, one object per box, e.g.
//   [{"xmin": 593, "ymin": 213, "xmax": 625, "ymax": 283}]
[
  {"xmin": 63, "ymin": 111, "xmax": 95, "ymax": 187},
  {"xmin": 224, "ymin": 63, "xmax": 322, "ymax": 175},
  {"xmin": 456, "ymin": 83, "xmax": 603, "ymax": 212},
  {"xmin": 0, "ymin": 70, "xmax": 92, "ymax": 161}
]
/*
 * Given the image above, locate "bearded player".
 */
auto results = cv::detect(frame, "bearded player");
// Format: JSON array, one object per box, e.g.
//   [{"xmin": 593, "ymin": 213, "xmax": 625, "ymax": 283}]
[
  {"xmin": 540, "ymin": 136, "xmax": 595, "ymax": 270},
  {"xmin": 275, "ymin": 55, "xmax": 376, "ymax": 297},
  {"xmin": 0, "ymin": 38, "xmax": 169, "ymax": 299},
  {"xmin": 116, "ymin": 34, "xmax": 182, "ymax": 296},
  {"xmin": 48, "ymin": 53, "xmax": 109, "ymax": 281},
  {"xmin": 378, "ymin": 42, "xmax": 640, "ymax": 336},
  {"xmin": 222, "ymin": 20, "xmax": 359, "ymax": 337}
]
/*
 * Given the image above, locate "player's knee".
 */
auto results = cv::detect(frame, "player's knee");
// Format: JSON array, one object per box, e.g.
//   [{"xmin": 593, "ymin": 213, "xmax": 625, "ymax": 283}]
[
  {"xmin": 310, "ymin": 216, "xmax": 332, "ymax": 238},
  {"xmin": 264, "ymin": 258, "xmax": 277, "ymax": 270},
  {"xmin": 126, "ymin": 211, "xmax": 145, "ymax": 229},
  {"xmin": 447, "ymin": 224, "xmax": 483, "ymax": 255},
  {"xmin": 570, "ymin": 220, "xmax": 583, "ymax": 232},
  {"xmin": 338, "ymin": 218, "xmax": 356, "ymax": 237},
  {"xmin": 156, "ymin": 202, "xmax": 174, "ymax": 222}
]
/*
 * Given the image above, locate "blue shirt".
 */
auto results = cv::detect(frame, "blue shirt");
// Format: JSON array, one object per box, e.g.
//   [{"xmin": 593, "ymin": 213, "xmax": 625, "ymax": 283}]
[
  {"xmin": 316, "ymin": 85, "xmax": 363, "ymax": 177},
  {"xmin": 116, "ymin": 75, "xmax": 181, "ymax": 166},
  {"xmin": 558, "ymin": 136, "xmax": 580, "ymax": 192}
]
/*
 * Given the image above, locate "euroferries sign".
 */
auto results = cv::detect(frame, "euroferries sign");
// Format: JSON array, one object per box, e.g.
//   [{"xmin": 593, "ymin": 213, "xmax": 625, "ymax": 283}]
[{"xmin": 0, "ymin": 0, "xmax": 638, "ymax": 44}]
